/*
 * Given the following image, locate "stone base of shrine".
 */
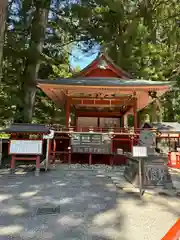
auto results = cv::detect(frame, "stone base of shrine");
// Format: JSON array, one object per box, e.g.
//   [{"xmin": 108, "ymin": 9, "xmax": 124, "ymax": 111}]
[
  {"xmin": 54, "ymin": 154, "xmax": 128, "ymax": 165},
  {"xmin": 124, "ymin": 155, "xmax": 173, "ymax": 189}
]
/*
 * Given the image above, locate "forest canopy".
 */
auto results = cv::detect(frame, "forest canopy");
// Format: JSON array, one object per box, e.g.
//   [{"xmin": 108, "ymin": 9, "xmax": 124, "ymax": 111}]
[{"xmin": 1, "ymin": 0, "xmax": 180, "ymax": 127}]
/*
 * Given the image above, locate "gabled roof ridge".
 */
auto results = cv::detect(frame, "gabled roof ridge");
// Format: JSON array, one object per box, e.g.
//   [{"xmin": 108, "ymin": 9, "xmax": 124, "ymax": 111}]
[
  {"xmin": 71, "ymin": 52, "xmax": 101, "ymax": 77},
  {"xmin": 100, "ymin": 53, "xmax": 132, "ymax": 78},
  {"xmin": 71, "ymin": 51, "xmax": 132, "ymax": 79}
]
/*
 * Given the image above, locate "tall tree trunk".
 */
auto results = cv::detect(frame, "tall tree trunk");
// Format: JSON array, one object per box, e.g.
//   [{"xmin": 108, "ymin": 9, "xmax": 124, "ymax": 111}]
[
  {"xmin": 21, "ymin": 0, "xmax": 50, "ymax": 123},
  {"xmin": 164, "ymin": 92, "xmax": 175, "ymax": 121},
  {"xmin": 140, "ymin": 0, "xmax": 163, "ymax": 122},
  {"xmin": 0, "ymin": 0, "xmax": 8, "ymax": 81}
]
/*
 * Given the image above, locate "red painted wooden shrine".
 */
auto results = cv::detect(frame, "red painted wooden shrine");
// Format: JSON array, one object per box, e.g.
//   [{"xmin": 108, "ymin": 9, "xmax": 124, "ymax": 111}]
[{"xmin": 38, "ymin": 53, "xmax": 170, "ymax": 165}]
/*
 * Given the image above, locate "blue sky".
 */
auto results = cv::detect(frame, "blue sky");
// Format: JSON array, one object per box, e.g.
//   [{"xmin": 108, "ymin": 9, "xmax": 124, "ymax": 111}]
[{"xmin": 70, "ymin": 44, "xmax": 100, "ymax": 70}]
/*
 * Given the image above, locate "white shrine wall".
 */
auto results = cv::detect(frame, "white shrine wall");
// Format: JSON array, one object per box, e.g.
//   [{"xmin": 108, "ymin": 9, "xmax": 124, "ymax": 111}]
[
  {"xmin": 78, "ymin": 117, "xmax": 120, "ymax": 128},
  {"xmin": 78, "ymin": 117, "xmax": 97, "ymax": 128},
  {"xmin": 100, "ymin": 118, "xmax": 120, "ymax": 128}
]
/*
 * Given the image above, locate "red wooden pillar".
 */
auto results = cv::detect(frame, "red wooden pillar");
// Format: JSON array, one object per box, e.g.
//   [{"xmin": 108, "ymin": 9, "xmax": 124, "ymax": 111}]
[
  {"xmin": 35, "ymin": 156, "xmax": 40, "ymax": 176},
  {"xmin": 52, "ymin": 139, "xmax": 56, "ymax": 164},
  {"xmin": 10, "ymin": 155, "xmax": 15, "ymax": 173},
  {"xmin": 66, "ymin": 98, "xmax": 70, "ymax": 129},
  {"xmin": 133, "ymin": 98, "xmax": 137, "ymax": 129}
]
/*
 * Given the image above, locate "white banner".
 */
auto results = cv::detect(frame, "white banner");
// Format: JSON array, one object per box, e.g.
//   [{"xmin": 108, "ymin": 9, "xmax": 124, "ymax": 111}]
[{"xmin": 132, "ymin": 146, "xmax": 147, "ymax": 157}]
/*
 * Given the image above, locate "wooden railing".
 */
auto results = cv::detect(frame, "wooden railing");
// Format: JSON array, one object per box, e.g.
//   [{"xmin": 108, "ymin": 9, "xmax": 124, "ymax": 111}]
[{"xmin": 46, "ymin": 124, "xmax": 147, "ymax": 134}]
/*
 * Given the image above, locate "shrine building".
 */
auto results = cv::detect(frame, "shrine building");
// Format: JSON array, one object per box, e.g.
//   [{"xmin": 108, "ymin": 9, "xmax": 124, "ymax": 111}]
[{"xmin": 37, "ymin": 53, "xmax": 171, "ymax": 165}]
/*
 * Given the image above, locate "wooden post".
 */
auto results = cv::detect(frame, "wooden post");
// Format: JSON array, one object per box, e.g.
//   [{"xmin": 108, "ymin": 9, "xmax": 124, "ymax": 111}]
[
  {"xmin": 110, "ymin": 155, "xmax": 115, "ymax": 166},
  {"xmin": 66, "ymin": 97, "xmax": 70, "ymax": 129},
  {"xmin": 76, "ymin": 116, "xmax": 78, "ymax": 131},
  {"xmin": 35, "ymin": 156, "xmax": 40, "ymax": 176},
  {"xmin": 48, "ymin": 139, "xmax": 52, "ymax": 163},
  {"xmin": 68, "ymin": 151, "xmax": 71, "ymax": 165},
  {"xmin": 74, "ymin": 113, "xmax": 78, "ymax": 131},
  {"xmin": 89, "ymin": 153, "xmax": 92, "ymax": 165},
  {"xmin": 133, "ymin": 98, "xmax": 137, "ymax": 129},
  {"xmin": 10, "ymin": 155, "xmax": 15, "ymax": 173},
  {"xmin": 130, "ymin": 136, "xmax": 134, "ymax": 152},
  {"xmin": 121, "ymin": 116, "xmax": 124, "ymax": 128},
  {"xmin": 97, "ymin": 117, "xmax": 100, "ymax": 128},
  {"xmin": 45, "ymin": 139, "xmax": 49, "ymax": 171},
  {"xmin": 52, "ymin": 139, "xmax": 56, "ymax": 164},
  {"xmin": 110, "ymin": 139, "xmax": 114, "ymax": 166}
]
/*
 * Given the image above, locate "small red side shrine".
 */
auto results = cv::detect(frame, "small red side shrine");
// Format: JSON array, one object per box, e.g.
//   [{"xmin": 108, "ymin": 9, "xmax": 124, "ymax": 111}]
[
  {"xmin": 37, "ymin": 52, "xmax": 171, "ymax": 165},
  {"xmin": 0, "ymin": 124, "xmax": 50, "ymax": 175}
]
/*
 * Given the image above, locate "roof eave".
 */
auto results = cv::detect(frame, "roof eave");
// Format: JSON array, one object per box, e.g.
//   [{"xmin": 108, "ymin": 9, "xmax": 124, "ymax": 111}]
[{"xmin": 37, "ymin": 78, "xmax": 171, "ymax": 88}]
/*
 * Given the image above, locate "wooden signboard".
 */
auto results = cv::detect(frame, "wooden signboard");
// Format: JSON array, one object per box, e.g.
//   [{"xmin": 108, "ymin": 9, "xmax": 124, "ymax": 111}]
[
  {"xmin": 71, "ymin": 133, "xmax": 111, "ymax": 154},
  {"xmin": 9, "ymin": 140, "xmax": 43, "ymax": 155}
]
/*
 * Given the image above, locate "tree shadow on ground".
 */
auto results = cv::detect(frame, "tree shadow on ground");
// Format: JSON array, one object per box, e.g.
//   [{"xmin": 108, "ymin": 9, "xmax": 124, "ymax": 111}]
[
  {"xmin": 0, "ymin": 167, "xmax": 179, "ymax": 240},
  {"xmin": 0, "ymin": 168, "xmax": 127, "ymax": 240}
]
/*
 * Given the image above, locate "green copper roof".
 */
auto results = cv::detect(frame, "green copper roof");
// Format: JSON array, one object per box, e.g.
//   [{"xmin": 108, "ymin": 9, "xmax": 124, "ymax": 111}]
[{"xmin": 38, "ymin": 77, "xmax": 172, "ymax": 87}]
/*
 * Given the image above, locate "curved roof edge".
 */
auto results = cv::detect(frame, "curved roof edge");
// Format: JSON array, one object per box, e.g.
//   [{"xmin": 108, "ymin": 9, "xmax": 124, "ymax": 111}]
[{"xmin": 37, "ymin": 78, "xmax": 173, "ymax": 87}]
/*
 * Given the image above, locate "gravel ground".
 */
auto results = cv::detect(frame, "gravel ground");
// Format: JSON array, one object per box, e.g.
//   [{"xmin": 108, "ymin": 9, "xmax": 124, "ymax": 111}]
[{"xmin": 0, "ymin": 165, "xmax": 179, "ymax": 240}]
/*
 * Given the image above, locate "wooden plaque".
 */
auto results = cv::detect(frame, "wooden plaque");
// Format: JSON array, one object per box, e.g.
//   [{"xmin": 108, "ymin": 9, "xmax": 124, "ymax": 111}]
[{"xmin": 71, "ymin": 133, "xmax": 111, "ymax": 154}]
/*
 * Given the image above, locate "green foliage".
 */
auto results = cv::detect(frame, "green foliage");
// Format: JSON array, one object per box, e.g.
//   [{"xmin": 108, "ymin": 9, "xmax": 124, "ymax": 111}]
[
  {"xmin": 69, "ymin": 0, "xmax": 180, "ymax": 122},
  {"xmin": 0, "ymin": 0, "xmax": 74, "ymax": 126},
  {"xmin": 1, "ymin": 0, "xmax": 180, "ymax": 126}
]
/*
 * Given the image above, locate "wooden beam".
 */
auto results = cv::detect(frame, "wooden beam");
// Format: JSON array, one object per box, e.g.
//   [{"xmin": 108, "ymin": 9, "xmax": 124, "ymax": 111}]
[
  {"xmin": 69, "ymin": 96, "xmax": 131, "ymax": 100},
  {"xmin": 70, "ymin": 97, "xmax": 134, "ymax": 106},
  {"xmin": 40, "ymin": 87, "xmax": 62, "ymax": 106},
  {"xmin": 75, "ymin": 104, "xmax": 132, "ymax": 114},
  {"xmin": 76, "ymin": 111, "xmax": 123, "ymax": 118}
]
